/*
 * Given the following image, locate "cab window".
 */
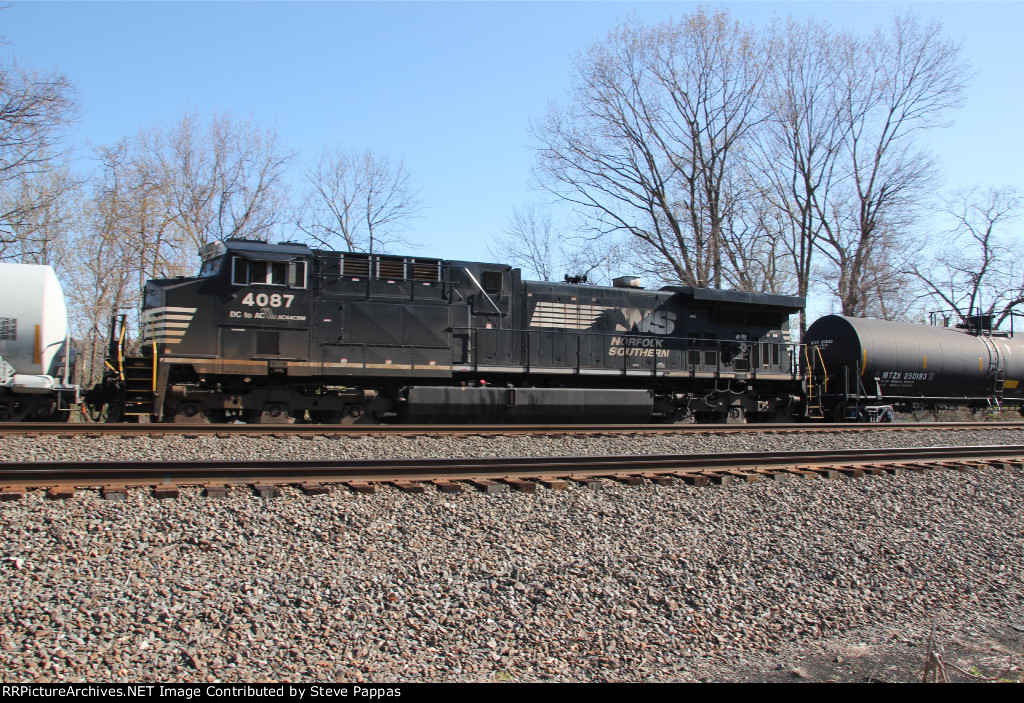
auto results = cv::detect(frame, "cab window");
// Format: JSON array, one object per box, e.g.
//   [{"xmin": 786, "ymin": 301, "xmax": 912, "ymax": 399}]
[
  {"xmin": 199, "ymin": 256, "xmax": 225, "ymax": 277},
  {"xmin": 232, "ymin": 257, "xmax": 307, "ymax": 288}
]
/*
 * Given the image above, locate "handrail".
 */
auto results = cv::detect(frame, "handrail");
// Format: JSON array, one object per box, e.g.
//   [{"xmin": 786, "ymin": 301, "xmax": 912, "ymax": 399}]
[
  {"xmin": 152, "ymin": 335, "xmax": 158, "ymax": 392},
  {"xmin": 117, "ymin": 318, "xmax": 127, "ymax": 382}
]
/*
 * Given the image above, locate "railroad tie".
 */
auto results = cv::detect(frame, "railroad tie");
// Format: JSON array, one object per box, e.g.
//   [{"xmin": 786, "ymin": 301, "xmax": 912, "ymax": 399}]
[
  {"xmin": 467, "ymin": 478, "xmax": 508, "ymax": 494},
  {"xmin": 345, "ymin": 482, "xmax": 377, "ymax": 495},
  {"xmin": 101, "ymin": 485, "xmax": 129, "ymax": 501},
  {"xmin": 724, "ymin": 470, "xmax": 760, "ymax": 483},
  {"xmin": 536, "ymin": 477, "xmax": 569, "ymax": 490},
  {"xmin": 672, "ymin": 472, "xmax": 709, "ymax": 487},
  {"xmin": 502, "ymin": 478, "xmax": 537, "ymax": 493},
  {"xmin": 834, "ymin": 467, "xmax": 865, "ymax": 478},
  {"xmin": 612, "ymin": 474, "xmax": 646, "ymax": 486},
  {"xmin": 704, "ymin": 473, "xmax": 734, "ymax": 486},
  {"xmin": 152, "ymin": 484, "xmax": 179, "ymax": 500},
  {"xmin": 992, "ymin": 460, "xmax": 1024, "ymax": 470},
  {"xmin": 0, "ymin": 486, "xmax": 26, "ymax": 501},
  {"xmin": 391, "ymin": 481, "xmax": 426, "ymax": 494},
  {"xmin": 252, "ymin": 482, "xmax": 281, "ymax": 499},
  {"xmin": 431, "ymin": 480, "xmax": 464, "ymax": 494},
  {"xmin": 204, "ymin": 484, "xmax": 229, "ymax": 498},
  {"xmin": 859, "ymin": 466, "xmax": 886, "ymax": 476},
  {"xmin": 803, "ymin": 467, "xmax": 838, "ymax": 479},
  {"xmin": 569, "ymin": 476, "xmax": 603, "ymax": 490},
  {"xmin": 45, "ymin": 486, "xmax": 74, "ymax": 500},
  {"xmin": 782, "ymin": 468, "xmax": 820, "ymax": 479},
  {"xmin": 300, "ymin": 482, "xmax": 331, "ymax": 496}
]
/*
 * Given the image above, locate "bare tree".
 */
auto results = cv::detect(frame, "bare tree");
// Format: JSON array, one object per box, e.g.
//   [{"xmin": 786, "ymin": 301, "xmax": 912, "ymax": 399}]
[
  {"xmin": 0, "ymin": 56, "xmax": 78, "ymax": 256},
  {"xmin": 294, "ymin": 147, "xmax": 422, "ymax": 253},
  {"xmin": 532, "ymin": 8, "xmax": 770, "ymax": 289},
  {"xmin": 66, "ymin": 147, "xmax": 152, "ymax": 386},
  {"xmin": 0, "ymin": 163, "xmax": 82, "ymax": 266},
  {"xmin": 752, "ymin": 17, "xmax": 851, "ymax": 330},
  {"xmin": 156, "ymin": 110, "xmax": 293, "ymax": 249},
  {"xmin": 909, "ymin": 187, "xmax": 1024, "ymax": 328},
  {"xmin": 822, "ymin": 12, "xmax": 971, "ymax": 317},
  {"xmin": 489, "ymin": 203, "xmax": 616, "ymax": 283}
]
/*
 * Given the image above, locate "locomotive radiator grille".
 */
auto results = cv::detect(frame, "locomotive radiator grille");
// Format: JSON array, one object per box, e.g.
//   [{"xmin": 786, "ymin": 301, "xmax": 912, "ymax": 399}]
[{"xmin": 529, "ymin": 301, "xmax": 613, "ymax": 330}]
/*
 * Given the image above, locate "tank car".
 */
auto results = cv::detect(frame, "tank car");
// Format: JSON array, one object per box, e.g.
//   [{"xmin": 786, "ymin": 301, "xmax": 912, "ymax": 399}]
[
  {"xmin": 0, "ymin": 263, "xmax": 78, "ymax": 421},
  {"xmin": 86, "ymin": 238, "xmax": 805, "ymax": 424},
  {"xmin": 803, "ymin": 314, "xmax": 1024, "ymax": 421}
]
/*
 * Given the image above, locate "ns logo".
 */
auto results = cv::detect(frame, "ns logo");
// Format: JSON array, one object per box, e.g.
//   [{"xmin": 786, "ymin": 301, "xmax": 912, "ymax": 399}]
[{"xmin": 614, "ymin": 309, "xmax": 677, "ymax": 335}]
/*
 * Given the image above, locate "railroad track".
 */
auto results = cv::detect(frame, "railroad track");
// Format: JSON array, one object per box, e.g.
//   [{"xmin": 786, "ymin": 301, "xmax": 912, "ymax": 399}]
[
  {"xmin": 3, "ymin": 420, "xmax": 1024, "ymax": 437},
  {"xmin": 2, "ymin": 445, "xmax": 1021, "ymax": 501}
]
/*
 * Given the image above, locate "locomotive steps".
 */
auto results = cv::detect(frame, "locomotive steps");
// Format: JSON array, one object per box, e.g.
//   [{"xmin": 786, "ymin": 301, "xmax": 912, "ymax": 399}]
[{"xmin": 2, "ymin": 445, "xmax": 1022, "ymax": 500}]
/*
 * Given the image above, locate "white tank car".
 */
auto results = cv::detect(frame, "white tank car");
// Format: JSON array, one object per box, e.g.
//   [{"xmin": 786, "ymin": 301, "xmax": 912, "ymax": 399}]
[{"xmin": 0, "ymin": 263, "xmax": 77, "ymax": 421}]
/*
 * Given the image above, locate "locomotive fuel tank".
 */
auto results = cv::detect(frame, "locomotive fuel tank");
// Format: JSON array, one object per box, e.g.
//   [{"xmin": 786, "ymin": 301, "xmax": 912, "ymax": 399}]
[{"xmin": 804, "ymin": 315, "xmax": 1024, "ymax": 405}]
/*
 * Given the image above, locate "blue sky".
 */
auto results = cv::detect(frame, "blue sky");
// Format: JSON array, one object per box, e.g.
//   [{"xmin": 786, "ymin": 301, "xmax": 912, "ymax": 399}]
[{"xmin": 4, "ymin": 1, "xmax": 1023, "ymax": 276}]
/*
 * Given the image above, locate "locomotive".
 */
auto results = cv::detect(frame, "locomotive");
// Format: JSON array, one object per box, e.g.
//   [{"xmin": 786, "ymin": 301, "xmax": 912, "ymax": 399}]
[
  {"xmin": 0, "ymin": 263, "xmax": 78, "ymax": 421},
  {"xmin": 72, "ymin": 238, "xmax": 1024, "ymax": 424}
]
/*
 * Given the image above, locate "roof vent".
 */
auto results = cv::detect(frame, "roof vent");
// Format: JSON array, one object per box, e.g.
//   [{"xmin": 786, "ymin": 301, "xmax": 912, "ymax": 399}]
[{"xmin": 613, "ymin": 276, "xmax": 643, "ymax": 289}]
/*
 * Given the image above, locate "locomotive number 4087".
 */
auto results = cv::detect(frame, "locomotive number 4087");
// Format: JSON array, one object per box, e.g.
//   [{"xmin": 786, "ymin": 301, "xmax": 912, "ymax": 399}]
[{"xmin": 240, "ymin": 292, "xmax": 295, "ymax": 308}]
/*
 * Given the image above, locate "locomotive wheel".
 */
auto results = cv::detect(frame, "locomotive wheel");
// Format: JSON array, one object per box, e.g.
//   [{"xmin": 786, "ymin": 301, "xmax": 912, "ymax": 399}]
[
  {"xmin": 726, "ymin": 406, "xmax": 746, "ymax": 424},
  {"xmin": 255, "ymin": 403, "xmax": 297, "ymax": 424},
  {"xmin": 671, "ymin": 407, "xmax": 695, "ymax": 424},
  {"xmin": 340, "ymin": 405, "xmax": 366, "ymax": 425},
  {"xmin": 172, "ymin": 401, "xmax": 210, "ymax": 424}
]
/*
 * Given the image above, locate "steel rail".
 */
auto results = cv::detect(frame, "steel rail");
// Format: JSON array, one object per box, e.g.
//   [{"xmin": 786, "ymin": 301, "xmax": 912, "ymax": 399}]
[
  {"xmin": 2, "ymin": 420, "xmax": 1024, "ymax": 437},
  {"xmin": 1, "ymin": 445, "xmax": 1022, "ymax": 490}
]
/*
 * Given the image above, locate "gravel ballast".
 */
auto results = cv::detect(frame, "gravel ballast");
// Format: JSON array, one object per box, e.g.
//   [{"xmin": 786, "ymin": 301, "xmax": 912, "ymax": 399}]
[{"xmin": 1, "ymin": 429, "xmax": 1022, "ymax": 682}]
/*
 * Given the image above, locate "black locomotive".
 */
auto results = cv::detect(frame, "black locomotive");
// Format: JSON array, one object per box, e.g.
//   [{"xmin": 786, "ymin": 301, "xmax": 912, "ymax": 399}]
[
  {"xmin": 84, "ymin": 238, "xmax": 1024, "ymax": 424},
  {"xmin": 87, "ymin": 238, "xmax": 804, "ymax": 423}
]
